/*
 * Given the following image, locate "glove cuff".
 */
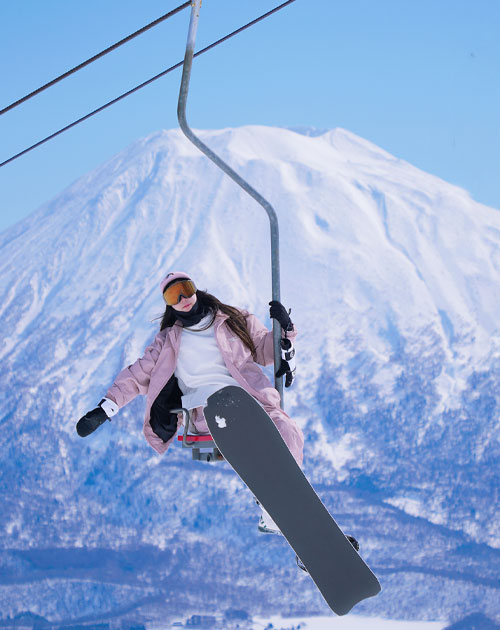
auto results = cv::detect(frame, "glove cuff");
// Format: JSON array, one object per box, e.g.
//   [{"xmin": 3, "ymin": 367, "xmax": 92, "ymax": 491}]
[{"xmin": 100, "ymin": 398, "xmax": 119, "ymax": 418}]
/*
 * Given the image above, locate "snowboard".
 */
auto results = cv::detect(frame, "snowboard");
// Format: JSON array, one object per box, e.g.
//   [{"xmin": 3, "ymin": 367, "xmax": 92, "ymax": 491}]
[{"xmin": 204, "ymin": 386, "xmax": 381, "ymax": 616}]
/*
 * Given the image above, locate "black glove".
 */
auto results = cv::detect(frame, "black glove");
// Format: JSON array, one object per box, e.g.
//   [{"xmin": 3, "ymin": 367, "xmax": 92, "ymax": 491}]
[
  {"xmin": 76, "ymin": 401, "xmax": 109, "ymax": 437},
  {"xmin": 275, "ymin": 360, "xmax": 293, "ymax": 385},
  {"xmin": 269, "ymin": 300, "xmax": 293, "ymax": 331}
]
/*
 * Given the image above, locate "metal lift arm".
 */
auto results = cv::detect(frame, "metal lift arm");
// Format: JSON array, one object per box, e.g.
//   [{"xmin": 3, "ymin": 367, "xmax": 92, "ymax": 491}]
[{"xmin": 177, "ymin": 0, "xmax": 284, "ymax": 405}]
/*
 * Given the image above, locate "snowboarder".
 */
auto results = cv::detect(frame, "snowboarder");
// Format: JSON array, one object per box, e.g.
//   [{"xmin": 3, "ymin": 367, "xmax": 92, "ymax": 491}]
[{"xmin": 76, "ymin": 271, "xmax": 304, "ymax": 533}]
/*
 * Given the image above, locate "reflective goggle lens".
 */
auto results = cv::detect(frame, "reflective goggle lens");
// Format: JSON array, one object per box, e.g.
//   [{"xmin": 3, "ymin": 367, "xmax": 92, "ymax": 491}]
[{"xmin": 163, "ymin": 280, "xmax": 197, "ymax": 305}]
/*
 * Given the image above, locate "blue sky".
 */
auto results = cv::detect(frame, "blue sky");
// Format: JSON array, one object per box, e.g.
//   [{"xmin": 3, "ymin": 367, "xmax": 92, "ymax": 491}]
[{"xmin": 1, "ymin": 0, "xmax": 499, "ymax": 233}]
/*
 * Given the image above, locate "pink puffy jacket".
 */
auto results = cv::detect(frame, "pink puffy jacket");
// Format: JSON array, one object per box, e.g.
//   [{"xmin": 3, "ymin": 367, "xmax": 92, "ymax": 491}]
[{"xmin": 105, "ymin": 310, "xmax": 304, "ymax": 465}]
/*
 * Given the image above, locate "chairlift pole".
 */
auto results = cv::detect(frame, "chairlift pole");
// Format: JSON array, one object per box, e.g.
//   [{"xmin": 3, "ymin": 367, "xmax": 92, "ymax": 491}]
[{"xmin": 177, "ymin": 0, "xmax": 284, "ymax": 405}]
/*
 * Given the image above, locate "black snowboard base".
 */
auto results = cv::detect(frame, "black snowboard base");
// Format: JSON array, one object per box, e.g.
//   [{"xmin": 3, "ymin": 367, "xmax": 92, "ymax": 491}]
[
  {"xmin": 296, "ymin": 535, "xmax": 359, "ymax": 573},
  {"xmin": 204, "ymin": 386, "xmax": 381, "ymax": 616}
]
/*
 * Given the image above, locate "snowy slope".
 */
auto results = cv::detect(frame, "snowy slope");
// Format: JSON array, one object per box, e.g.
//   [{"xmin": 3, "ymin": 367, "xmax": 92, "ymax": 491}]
[{"xmin": 1, "ymin": 126, "xmax": 499, "ymax": 627}]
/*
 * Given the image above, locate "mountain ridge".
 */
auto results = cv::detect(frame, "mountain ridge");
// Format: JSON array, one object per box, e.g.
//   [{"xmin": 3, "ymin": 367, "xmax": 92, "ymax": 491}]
[{"xmin": 1, "ymin": 125, "xmax": 499, "ymax": 624}]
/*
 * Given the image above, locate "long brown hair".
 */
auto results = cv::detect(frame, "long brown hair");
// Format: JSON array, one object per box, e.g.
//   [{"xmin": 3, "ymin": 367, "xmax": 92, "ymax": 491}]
[{"xmin": 159, "ymin": 290, "xmax": 257, "ymax": 359}]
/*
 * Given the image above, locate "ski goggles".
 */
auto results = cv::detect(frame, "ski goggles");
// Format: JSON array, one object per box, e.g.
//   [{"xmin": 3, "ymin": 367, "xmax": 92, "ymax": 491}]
[{"xmin": 163, "ymin": 279, "xmax": 197, "ymax": 305}]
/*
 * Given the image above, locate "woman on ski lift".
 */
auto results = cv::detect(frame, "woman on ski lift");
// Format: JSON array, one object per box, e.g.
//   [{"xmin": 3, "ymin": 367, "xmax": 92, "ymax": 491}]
[{"xmin": 76, "ymin": 271, "xmax": 304, "ymax": 533}]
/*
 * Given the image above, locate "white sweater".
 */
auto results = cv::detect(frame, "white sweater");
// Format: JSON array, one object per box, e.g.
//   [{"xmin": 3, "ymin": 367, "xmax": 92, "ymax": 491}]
[{"xmin": 174, "ymin": 314, "xmax": 240, "ymax": 410}]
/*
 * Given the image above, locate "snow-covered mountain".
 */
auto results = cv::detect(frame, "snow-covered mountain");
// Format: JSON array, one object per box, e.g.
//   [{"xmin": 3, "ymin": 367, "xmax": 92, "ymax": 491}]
[{"xmin": 1, "ymin": 126, "xmax": 499, "ymax": 628}]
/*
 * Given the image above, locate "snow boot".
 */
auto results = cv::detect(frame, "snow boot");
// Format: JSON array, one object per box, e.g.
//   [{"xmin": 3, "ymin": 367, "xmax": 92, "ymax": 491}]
[{"xmin": 255, "ymin": 499, "xmax": 281, "ymax": 535}]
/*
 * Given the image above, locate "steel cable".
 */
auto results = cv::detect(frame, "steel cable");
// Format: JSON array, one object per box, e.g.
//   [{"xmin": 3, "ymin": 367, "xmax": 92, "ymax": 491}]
[
  {"xmin": 0, "ymin": 2, "xmax": 191, "ymax": 116},
  {"xmin": 0, "ymin": 0, "xmax": 295, "ymax": 169}
]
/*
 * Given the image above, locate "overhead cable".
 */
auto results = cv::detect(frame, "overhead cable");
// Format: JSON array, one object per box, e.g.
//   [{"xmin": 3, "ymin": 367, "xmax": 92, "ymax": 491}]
[
  {"xmin": 0, "ymin": 2, "xmax": 191, "ymax": 116},
  {"xmin": 0, "ymin": 0, "xmax": 295, "ymax": 169}
]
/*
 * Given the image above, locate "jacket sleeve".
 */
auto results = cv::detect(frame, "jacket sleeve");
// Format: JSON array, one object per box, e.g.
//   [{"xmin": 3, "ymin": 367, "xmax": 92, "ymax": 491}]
[
  {"xmin": 105, "ymin": 331, "xmax": 165, "ymax": 408},
  {"xmin": 245, "ymin": 312, "xmax": 297, "ymax": 367}
]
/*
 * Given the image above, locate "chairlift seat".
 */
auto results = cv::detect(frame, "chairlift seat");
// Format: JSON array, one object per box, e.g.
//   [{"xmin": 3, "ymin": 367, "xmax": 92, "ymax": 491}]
[
  {"xmin": 172, "ymin": 409, "xmax": 223, "ymax": 462},
  {"xmin": 177, "ymin": 432, "xmax": 223, "ymax": 462},
  {"xmin": 177, "ymin": 434, "xmax": 214, "ymax": 442}
]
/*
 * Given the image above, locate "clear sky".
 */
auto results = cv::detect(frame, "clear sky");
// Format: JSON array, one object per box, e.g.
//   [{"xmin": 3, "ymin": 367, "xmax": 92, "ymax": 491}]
[{"xmin": 1, "ymin": 0, "xmax": 499, "ymax": 233}]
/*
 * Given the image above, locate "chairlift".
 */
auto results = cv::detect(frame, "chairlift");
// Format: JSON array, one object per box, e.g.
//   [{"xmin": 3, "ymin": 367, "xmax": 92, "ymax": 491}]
[{"xmin": 173, "ymin": 2, "xmax": 294, "ymax": 463}]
